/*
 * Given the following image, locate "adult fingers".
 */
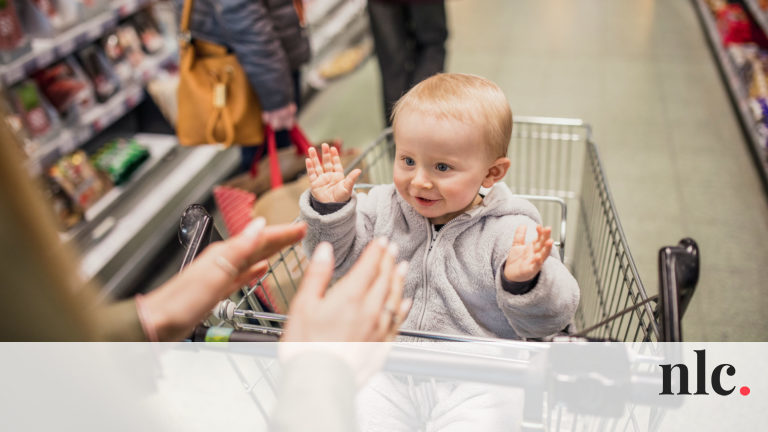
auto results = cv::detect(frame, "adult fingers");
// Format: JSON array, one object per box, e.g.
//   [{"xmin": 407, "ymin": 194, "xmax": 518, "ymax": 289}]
[
  {"xmin": 377, "ymin": 260, "xmax": 408, "ymax": 337},
  {"xmin": 363, "ymin": 243, "xmax": 397, "ymax": 320},
  {"xmin": 513, "ymin": 225, "xmax": 527, "ymax": 246},
  {"xmin": 234, "ymin": 260, "xmax": 270, "ymax": 287},
  {"xmin": 245, "ymin": 222, "xmax": 307, "ymax": 265},
  {"xmin": 295, "ymin": 242, "xmax": 335, "ymax": 301},
  {"xmin": 386, "ymin": 298, "xmax": 413, "ymax": 342},
  {"xmin": 223, "ymin": 219, "xmax": 306, "ymax": 271},
  {"xmin": 336, "ymin": 237, "xmax": 389, "ymax": 298}
]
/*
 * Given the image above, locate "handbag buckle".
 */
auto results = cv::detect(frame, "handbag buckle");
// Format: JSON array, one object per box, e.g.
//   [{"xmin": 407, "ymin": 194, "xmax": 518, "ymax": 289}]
[{"xmin": 213, "ymin": 83, "xmax": 226, "ymax": 108}]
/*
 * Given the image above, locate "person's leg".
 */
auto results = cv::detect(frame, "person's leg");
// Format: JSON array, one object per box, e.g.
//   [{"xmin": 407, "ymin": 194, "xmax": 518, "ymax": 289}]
[
  {"xmin": 239, "ymin": 146, "xmax": 259, "ymax": 174},
  {"xmin": 367, "ymin": 0, "xmax": 412, "ymax": 126},
  {"xmin": 407, "ymin": 1, "xmax": 447, "ymax": 86},
  {"xmin": 292, "ymin": 69, "xmax": 302, "ymax": 109}
]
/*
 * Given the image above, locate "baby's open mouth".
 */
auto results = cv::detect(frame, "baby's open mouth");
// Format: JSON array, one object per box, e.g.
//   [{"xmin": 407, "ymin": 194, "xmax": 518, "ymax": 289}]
[{"xmin": 415, "ymin": 197, "xmax": 439, "ymax": 206}]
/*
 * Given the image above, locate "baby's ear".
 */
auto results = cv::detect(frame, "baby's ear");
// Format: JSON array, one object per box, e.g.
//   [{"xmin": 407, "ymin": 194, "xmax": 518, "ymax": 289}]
[{"xmin": 482, "ymin": 157, "xmax": 511, "ymax": 188}]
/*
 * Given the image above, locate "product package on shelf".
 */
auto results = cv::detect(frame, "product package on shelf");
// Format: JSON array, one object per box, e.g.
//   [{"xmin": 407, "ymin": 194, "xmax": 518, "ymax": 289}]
[
  {"xmin": 77, "ymin": 44, "xmax": 120, "ymax": 103},
  {"xmin": 147, "ymin": 72, "xmax": 178, "ymax": 126},
  {"xmin": 725, "ymin": 41, "xmax": 768, "ymax": 148},
  {"xmin": 116, "ymin": 24, "xmax": 146, "ymax": 67},
  {"xmin": 21, "ymin": 0, "xmax": 81, "ymax": 35},
  {"xmin": 91, "ymin": 138, "xmax": 149, "ymax": 186},
  {"xmin": 0, "ymin": 0, "xmax": 32, "ymax": 64},
  {"xmin": 2, "ymin": 106, "xmax": 34, "ymax": 156},
  {"xmin": 48, "ymin": 149, "xmax": 111, "ymax": 210},
  {"xmin": 17, "ymin": 0, "xmax": 109, "ymax": 38},
  {"xmin": 101, "ymin": 29, "xmax": 134, "ymax": 84},
  {"xmin": 149, "ymin": 0, "xmax": 178, "ymax": 47},
  {"xmin": 131, "ymin": 8, "xmax": 164, "ymax": 55},
  {"xmin": 5, "ymin": 78, "xmax": 60, "ymax": 142},
  {"xmin": 709, "ymin": 1, "xmax": 768, "ymax": 47},
  {"xmin": 43, "ymin": 175, "xmax": 83, "ymax": 230},
  {"xmin": 33, "ymin": 56, "xmax": 95, "ymax": 122}
]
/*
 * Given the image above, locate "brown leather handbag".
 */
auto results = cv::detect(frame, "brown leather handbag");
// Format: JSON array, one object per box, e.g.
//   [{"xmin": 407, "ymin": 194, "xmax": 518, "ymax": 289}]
[{"xmin": 176, "ymin": 0, "xmax": 264, "ymax": 147}]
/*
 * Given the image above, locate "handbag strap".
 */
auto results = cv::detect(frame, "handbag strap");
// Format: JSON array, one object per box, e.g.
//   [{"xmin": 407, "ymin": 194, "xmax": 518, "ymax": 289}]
[
  {"xmin": 180, "ymin": 0, "xmax": 194, "ymax": 34},
  {"xmin": 250, "ymin": 125, "xmax": 313, "ymax": 188},
  {"xmin": 265, "ymin": 126, "xmax": 283, "ymax": 188}
]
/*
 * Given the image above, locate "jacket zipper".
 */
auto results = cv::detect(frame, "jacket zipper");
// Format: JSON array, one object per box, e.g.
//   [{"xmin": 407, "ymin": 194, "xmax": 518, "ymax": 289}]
[
  {"xmin": 416, "ymin": 224, "xmax": 432, "ymax": 331},
  {"xmin": 415, "ymin": 216, "xmax": 466, "ymax": 331}
]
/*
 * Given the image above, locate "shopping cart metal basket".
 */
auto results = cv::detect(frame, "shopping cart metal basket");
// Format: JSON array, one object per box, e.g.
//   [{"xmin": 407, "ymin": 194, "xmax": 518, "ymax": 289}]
[{"xmin": 178, "ymin": 117, "xmax": 698, "ymax": 343}]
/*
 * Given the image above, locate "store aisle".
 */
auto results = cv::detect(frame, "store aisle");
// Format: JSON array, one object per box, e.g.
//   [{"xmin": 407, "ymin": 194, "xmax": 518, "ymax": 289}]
[{"xmin": 299, "ymin": 0, "xmax": 768, "ymax": 341}]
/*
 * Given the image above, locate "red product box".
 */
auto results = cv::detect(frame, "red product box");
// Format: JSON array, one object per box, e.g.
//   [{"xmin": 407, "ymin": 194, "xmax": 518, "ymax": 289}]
[{"xmin": 717, "ymin": 5, "xmax": 752, "ymax": 46}]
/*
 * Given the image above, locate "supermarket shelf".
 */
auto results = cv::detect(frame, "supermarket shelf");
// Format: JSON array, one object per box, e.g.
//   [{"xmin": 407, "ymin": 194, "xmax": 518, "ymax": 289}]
[
  {"xmin": 75, "ymin": 139, "xmax": 240, "ymax": 298},
  {"xmin": 24, "ymin": 48, "xmax": 178, "ymax": 176},
  {"xmin": 304, "ymin": 17, "xmax": 370, "ymax": 91},
  {"xmin": 305, "ymin": 0, "xmax": 346, "ymax": 27},
  {"xmin": 744, "ymin": 0, "xmax": 768, "ymax": 39},
  {"xmin": 60, "ymin": 133, "xmax": 177, "ymax": 244},
  {"xmin": 693, "ymin": 0, "xmax": 768, "ymax": 188},
  {"xmin": 309, "ymin": 0, "xmax": 367, "ymax": 58},
  {"xmin": 0, "ymin": 0, "xmax": 155, "ymax": 86}
]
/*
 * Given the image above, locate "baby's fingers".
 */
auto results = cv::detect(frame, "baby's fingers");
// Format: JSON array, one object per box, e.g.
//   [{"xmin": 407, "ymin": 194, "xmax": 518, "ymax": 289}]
[
  {"xmin": 537, "ymin": 239, "xmax": 554, "ymax": 263},
  {"xmin": 306, "ymin": 158, "xmax": 317, "ymax": 181},
  {"xmin": 321, "ymin": 143, "xmax": 333, "ymax": 172},
  {"xmin": 343, "ymin": 169, "xmax": 362, "ymax": 191},
  {"xmin": 535, "ymin": 226, "xmax": 551, "ymax": 249},
  {"xmin": 331, "ymin": 146, "xmax": 345, "ymax": 173},
  {"xmin": 512, "ymin": 225, "xmax": 527, "ymax": 246},
  {"xmin": 309, "ymin": 147, "xmax": 324, "ymax": 175}
]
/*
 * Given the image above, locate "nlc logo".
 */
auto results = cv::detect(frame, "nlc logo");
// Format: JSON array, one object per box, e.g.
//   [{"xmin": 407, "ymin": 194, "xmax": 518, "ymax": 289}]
[{"xmin": 660, "ymin": 349, "xmax": 750, "ymax": 396}]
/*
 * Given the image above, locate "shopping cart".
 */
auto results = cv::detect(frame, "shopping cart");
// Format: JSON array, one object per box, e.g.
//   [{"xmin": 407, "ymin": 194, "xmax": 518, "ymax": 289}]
[{"xmin": 178, "ymin": 117, "xmax": 698, "ymax": 343}]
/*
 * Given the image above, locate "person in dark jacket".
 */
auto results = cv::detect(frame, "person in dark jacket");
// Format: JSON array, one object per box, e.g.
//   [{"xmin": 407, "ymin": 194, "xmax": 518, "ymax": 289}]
[
  {"xmin": 176, "ymin": 0, "xmax": 310, "ymax": 171},
  {"xmin": 367, "ymin": 0, "xmax": 448, "ymax": 126}
]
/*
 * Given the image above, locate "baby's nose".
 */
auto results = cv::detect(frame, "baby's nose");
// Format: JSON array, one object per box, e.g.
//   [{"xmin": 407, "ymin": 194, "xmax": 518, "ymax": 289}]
[{"xmin": 412, "ymin": 171, "xmax": 433, "ymax": 189}]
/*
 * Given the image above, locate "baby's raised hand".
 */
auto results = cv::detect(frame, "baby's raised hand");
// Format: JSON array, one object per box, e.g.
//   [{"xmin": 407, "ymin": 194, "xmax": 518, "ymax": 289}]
[
  {"xmin": 504, "ymin": 225, "xmax": 553, "ymax": 282},
  {"xmin": 306, "ymin": 143, "xmax": 361, "ymax": 203}
]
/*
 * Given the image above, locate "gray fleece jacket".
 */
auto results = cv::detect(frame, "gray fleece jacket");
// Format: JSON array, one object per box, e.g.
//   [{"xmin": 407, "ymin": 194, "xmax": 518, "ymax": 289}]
[{"xmin": 299, "ymin": 183, "xmax": 580, "ymax": 339}]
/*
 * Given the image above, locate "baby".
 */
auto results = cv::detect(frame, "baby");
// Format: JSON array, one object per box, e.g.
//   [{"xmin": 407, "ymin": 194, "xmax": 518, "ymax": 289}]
[{"xmin": 299, "ymin": 73, "xmax": 579, "ymax": 340}]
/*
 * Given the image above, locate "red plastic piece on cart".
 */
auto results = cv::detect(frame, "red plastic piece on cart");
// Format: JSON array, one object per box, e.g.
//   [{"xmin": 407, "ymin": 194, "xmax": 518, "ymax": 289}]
[{"xmin": 212, "ymin": 186, "xmax": 256, "ymax": 236}]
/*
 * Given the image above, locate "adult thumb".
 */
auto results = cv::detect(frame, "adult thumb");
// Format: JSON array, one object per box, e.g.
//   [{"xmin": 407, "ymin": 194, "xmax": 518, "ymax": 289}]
[{"xmin": 297, "ymin": 242, "xmax": 335, "ymax": 300}]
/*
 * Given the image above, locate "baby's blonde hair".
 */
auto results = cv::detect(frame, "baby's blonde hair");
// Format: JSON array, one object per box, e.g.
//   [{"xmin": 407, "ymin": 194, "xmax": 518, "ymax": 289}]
[{"xmin": 391, "ymin": 73, "xmax": 513, "ymax": 159}]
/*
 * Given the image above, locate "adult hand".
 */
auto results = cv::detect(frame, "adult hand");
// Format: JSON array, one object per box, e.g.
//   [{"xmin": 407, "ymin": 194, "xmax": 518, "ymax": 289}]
[
  {"xmin": 504, "ymin": 224, "xmax": 553, "ymax": 282},
  {"xmin": 306, "ymin": 142, "xmax": 362, "ymax": 203},
  {"xmin": 280, "ymin": 238, "xmax": 410, "ymax": 387},
  {"xmin": 262, "ymin": 103, "xmax": 297, "ymax": 130},
  {"xmin": 138, "ymin": 218, "xmax": 307, "ymax": 341},
  {"xmin": 282, "ymin": 238, "xmax": 410, "ymax": 342}
]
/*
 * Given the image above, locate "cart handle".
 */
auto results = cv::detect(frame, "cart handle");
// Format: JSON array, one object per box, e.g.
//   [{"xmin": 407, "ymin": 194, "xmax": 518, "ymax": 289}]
[{"xmin": 657, "ymin": 238, "xmax": 699, "ymax": 342}]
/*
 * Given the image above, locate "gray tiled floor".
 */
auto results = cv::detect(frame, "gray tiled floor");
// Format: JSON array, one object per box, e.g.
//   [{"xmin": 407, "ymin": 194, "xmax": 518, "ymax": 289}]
[{"xmin": 299, "ymin": 0, "xmax": 768, "ymax": 341}]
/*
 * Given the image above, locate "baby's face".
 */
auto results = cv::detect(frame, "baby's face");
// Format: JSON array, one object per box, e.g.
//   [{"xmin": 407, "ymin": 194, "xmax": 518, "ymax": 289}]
[{"xmin": 393, "ymin": 110, "xmax": 495, "ymax": 225}]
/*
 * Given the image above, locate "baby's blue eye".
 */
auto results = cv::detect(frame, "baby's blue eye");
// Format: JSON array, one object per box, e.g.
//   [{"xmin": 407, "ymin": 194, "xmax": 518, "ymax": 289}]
[
  {"xmin": 436, "ymin": 163, "xmax": 450, "ymax": 172},
  {"xmin": 404, "ymin": 157, "xmax": 415, "ymax": 166}
]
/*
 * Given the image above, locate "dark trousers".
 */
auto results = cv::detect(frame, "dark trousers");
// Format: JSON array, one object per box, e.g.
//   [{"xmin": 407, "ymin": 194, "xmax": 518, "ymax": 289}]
[
  {"xmin": 367, "ymin": 0, "xmax": 448, "ymax": 125},
  {"xmin": 239, "ymin": 70, "xmax": 302, "ymax": 173}
]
